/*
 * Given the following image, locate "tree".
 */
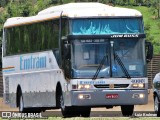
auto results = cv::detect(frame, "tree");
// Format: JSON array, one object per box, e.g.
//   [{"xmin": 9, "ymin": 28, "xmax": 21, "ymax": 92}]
[
  {"xmin": 0, "ymin": 0, "xmax": 9, "ymax": 7},
  {"xmin": 151, "ymin": 0, "xmax": 160, "ymax": 18}
]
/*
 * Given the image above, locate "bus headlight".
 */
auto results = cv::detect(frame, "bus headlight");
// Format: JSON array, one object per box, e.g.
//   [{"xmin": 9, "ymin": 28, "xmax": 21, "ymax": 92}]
[
  {"xmin": 78, "ymin": 84, "xmax": 91, "ymax": 89},
  {"xmin": 131, "ymin": 83, "xmax": 145, "ymax": 88},
  {"xmin": 72, "ymin": 84, "xmax": 93, "ymax": 90}
]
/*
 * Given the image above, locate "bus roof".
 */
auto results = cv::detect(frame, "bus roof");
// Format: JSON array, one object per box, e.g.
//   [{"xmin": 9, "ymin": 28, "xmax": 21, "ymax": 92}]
[
  {"xmin": 4, "ymin": 2, "xmax": 142, "ymax": 28},
  {"xmin": 38, "ymin": 3, "xmax": 142, "ymax": 17}
]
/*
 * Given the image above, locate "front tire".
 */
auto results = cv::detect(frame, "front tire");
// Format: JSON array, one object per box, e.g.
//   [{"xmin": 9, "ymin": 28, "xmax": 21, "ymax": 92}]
[
  {"xmin": 78, "ymin": 107, "xmax": 91, "ymax": 117},
  {"xmin": 121, "ymin": 105, "xmax": 134, "ymax": 116},
  {"xmin": 59, "ymin": 90, "xmax": 90, "ymax": 117},
  {"xmin": 19, "ymin": 93, "xmax": 25, "ymax": 112},
  {"xmin": 60, "ymin": 91, "xmax": 75, "ymax": 117},
  {"xmin": 154, "ymin": 95, "xmax": 160, "ymax": 117}
]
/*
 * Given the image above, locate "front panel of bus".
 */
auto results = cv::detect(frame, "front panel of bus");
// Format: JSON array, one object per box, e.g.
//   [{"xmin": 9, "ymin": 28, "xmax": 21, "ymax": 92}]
[{"xmin": 62, "ymin": 17, "xmax": 148, "ymax": 106}]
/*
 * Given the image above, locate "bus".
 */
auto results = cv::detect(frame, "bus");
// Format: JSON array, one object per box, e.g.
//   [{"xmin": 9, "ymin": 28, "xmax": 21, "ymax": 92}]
[{"xmin": 2, "ymin": 3, "xmax": 153, "ymax": 117}]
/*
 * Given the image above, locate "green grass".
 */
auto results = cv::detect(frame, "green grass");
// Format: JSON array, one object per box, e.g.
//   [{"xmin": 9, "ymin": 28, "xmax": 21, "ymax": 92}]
[
  {"xmin": 47, "ymin": 117, "xmax": 160, "ymax": 120},
  {"xmin": 1, "ymin": 117, "xmax": 160, "ymax": 120}
]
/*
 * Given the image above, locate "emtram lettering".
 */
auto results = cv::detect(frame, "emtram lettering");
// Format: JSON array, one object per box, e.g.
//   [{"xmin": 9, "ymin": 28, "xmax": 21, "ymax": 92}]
[{"xmin": 20, "ymin": 56, "xmax": 46, "ymax": 70}]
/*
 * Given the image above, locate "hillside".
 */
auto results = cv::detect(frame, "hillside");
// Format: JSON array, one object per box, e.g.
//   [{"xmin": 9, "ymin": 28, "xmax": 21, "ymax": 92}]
[{"xmin": 0, "ymin": 1, "xmax": 160, "ymax": 54}]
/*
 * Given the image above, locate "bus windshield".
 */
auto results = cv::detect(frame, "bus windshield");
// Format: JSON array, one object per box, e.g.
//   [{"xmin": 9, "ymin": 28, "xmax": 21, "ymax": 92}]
[
  {"xmin": 72, "ymin": 39, "xmax": 110, "ymax": 78},
  {"xmin": 71, "ymin": 18, "xmax": 144, "ymax": 35},
  {"xmin": 71, "ymin": 39, "xmax": 146, "ymax": 78},
  {"xmin": 112, "ymin": 39, "xmax": 146, "ymax": 78}
]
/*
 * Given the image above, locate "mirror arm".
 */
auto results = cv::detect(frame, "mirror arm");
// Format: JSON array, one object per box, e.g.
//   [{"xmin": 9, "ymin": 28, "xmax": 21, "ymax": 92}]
[{"xmin": 146, "ymin": 41, "xmax": 153, "ymax": 63}]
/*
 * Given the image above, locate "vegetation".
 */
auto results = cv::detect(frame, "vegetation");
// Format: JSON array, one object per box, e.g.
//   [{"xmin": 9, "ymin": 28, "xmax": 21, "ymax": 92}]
[
  {"xmin": 1, "ymin": 0, "xmax": 160, "ymax": 54},
  {"xmin": 0, "ymin": 117, "xmax": 160, "ymax": 120}
]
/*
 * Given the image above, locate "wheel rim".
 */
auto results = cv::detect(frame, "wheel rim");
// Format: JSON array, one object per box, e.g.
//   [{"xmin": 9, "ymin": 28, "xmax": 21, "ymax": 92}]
[
  {"xmin": 154, "ymin": 96, "xmax": 159, "ymax": 113},
  {"xmin": 60, "ymin": 94, "xmax": 65, "ymax": 110},
  {"xmin": 19, "ymin": 96, "xmax": 24, "ymax": 112}
]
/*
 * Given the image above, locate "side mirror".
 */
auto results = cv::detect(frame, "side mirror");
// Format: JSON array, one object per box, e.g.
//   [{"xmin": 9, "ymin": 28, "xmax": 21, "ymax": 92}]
[
  {"xmin": 64, "ymin": 44, "xmax": 71, "ymax": 59},
  {"xmin": 61, "ymin": 36, "xmax": 67, "ymax": 41},
  {"xmin": 62, "ymin": 37, "xmax": 70, "ymax": 59},
  {"xmin": 145, "ymin": 41, "xmax": 153, "ymax": 63}
]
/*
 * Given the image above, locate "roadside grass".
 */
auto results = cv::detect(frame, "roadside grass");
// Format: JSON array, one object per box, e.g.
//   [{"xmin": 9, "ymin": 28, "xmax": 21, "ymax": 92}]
[
  {"xmin": 1, "ymin": 117, "xmax": 160, "ymax": 120},
  {"xmin": 47, "ymin": 117, "xmax": 160, "ymax": 120}
]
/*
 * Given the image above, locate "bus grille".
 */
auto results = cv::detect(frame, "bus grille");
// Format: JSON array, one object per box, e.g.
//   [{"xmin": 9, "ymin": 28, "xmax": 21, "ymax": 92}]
[{"xmin": 94, "ymin": 84, "xmax": 129, "ymax": 88}]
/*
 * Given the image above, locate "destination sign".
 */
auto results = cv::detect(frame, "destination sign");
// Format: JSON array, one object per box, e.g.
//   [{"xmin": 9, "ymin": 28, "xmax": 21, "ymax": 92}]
[
  {"xmin": 68, "ymin": 34, "xmax": 145, "ymax": 40},
  {"xmin": 81, "ymin": 39, "xmax": 105, "ymax": 43}
]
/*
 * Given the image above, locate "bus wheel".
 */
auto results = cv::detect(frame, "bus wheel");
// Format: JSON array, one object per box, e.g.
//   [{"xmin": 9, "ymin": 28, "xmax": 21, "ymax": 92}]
[
  {"xmin": 60, "ymin": 92, "xmax": 72, "ymax": 117},
  {"xmin": 19, "ymin": 93, "xmax": 25, "ymax": 112},
  {"xmin": 121, "ymin": 105, "xmax": 134, "ymax": 116},
  {"xmin": 79, "ymin": 107, "xmax": 91, "ymax": 117},
  {"xmin": 154, "ymin": 95, "xmax": 160, "ymax": 117}
]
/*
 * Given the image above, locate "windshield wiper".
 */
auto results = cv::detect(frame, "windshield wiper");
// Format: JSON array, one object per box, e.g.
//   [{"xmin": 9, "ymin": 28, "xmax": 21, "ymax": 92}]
[
  {"xmin": 114, "ymin": 52, "xmax": 131, "ymax": 79},
  {"xmin": 92, "ymin": 54, "xmax": 108, "ymax": 80}
]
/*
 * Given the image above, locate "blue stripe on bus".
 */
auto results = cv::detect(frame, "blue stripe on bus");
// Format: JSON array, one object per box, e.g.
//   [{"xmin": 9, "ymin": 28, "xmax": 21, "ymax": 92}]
[{"xmin": 3, "ymin": 68, "xmax": 15, "ymax": 73}]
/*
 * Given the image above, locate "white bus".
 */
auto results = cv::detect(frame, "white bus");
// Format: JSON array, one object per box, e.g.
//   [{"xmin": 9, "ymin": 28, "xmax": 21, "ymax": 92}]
[{"xmin": 2, "ymin": 3, "xmax": 153, "ymax": 117}]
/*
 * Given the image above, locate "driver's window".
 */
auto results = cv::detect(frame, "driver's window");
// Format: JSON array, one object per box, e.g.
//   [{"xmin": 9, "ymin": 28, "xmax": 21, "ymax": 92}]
[{"xmin": 115, "ymin": 40, "xmax": 133, "ymax": 60}]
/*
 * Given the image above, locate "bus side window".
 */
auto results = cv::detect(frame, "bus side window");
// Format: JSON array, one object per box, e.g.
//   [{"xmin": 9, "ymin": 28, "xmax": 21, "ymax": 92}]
[{"xmin": 61, "ymin": 18, "xmax": 69, "ymax": 37}]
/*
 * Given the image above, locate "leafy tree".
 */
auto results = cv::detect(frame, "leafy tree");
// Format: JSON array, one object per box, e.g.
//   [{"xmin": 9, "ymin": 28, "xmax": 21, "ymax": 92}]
[
  {"xmin": 151, "ymin": 0, "xmax": 160, "ymax": 18},
  {"xmin": 0, "ymin": 0, "xmax": 9, "ymax": 7}
]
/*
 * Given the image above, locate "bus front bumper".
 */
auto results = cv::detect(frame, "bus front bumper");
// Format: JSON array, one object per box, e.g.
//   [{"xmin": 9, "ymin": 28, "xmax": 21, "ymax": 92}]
[{"xmin": 68, "ymin": 89, "xmax": 148, "ymax": 106}]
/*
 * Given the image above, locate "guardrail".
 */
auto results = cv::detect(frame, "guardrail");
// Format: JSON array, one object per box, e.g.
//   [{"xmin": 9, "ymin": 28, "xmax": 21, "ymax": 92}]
[{"xmin": 147, "ymin": 55, "xmax": 160, "ymax": 89}]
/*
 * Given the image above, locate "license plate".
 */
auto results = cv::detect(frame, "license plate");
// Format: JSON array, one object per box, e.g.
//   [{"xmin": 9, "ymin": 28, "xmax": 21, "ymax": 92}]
[{"xmin": 106, "ymin": 94, "xmax": 119, "ymax": 99}]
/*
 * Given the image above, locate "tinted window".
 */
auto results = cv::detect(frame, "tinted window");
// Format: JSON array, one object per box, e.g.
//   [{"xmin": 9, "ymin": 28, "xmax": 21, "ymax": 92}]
[{"xmin": 5, "ymin": 20, "xmax": 59, "ymax": 55}]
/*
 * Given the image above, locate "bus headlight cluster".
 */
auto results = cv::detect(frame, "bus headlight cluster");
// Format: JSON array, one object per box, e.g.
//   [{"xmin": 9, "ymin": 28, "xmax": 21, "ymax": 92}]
[
  {"xmin": 72, "ymin": 84, "xmax": 92, "ymax": 90},
  {"xmin": 131, "ymin": 83, "xmax": 145, "ymax": 88},
  {"xmin": 78, "ymin": 84, "xmax": 91, "ymax": 89}
]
